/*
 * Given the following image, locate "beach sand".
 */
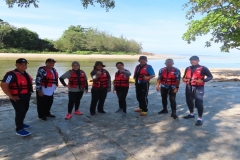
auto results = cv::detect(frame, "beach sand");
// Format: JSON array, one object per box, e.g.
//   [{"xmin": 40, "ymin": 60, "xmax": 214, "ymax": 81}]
[{"xmin": 0, "ymin": 53, "xmax": 170, "ymax": 61}]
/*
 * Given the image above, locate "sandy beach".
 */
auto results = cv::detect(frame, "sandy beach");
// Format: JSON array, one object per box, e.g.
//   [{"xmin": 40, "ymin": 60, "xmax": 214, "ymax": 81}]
[{"xmin": 0, "ymin": 53, "xmax": 171, "ymax": 61}]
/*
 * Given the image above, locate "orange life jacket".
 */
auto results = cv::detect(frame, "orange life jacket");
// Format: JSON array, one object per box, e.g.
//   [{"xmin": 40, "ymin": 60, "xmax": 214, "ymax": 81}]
[
  {"xmin": 40, "ymin": 66, "xmax": 58, "ymax": 88},
  {"xmin": 8, "ymin": 71, "xmax": 32, "ymax": 95},
  {"xmin": 134, "ymin": 65, "xmax": 150, "ymax": 82},
  {"xmin": 92, "ymin": 69, "xmax": 109, "ymax": 88},
  {"xmin": 185, "ymin": 66, "xmax": 205, "ymax": 86},
  {"xmin": 68, "ymin": 70, "xmax": 86, "ymax": 89},
  {"xmin": 114, "ymin": 70, "xmax": 130, "ymax": 87},
  {"xmin": 160, "ymin": 67, "xmax": 177, "ymax": 85}
]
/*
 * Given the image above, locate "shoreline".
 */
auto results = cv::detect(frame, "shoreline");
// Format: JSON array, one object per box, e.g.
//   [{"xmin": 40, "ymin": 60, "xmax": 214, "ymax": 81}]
[{"xmin": 0, "ymin": 53, "xmax": 171, "ymax": 61}]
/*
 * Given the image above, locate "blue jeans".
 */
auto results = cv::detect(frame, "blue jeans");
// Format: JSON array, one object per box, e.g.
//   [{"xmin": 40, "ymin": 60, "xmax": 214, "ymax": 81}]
[{"xmin": 185, "ymin": 85, "xmax": 204, "ymax": 117}]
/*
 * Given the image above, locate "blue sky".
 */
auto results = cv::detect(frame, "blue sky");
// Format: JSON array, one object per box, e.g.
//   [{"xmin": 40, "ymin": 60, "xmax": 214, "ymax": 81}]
[{"xmin": 0, "ymin": 0, "xmax": 239, "ymax": 55}]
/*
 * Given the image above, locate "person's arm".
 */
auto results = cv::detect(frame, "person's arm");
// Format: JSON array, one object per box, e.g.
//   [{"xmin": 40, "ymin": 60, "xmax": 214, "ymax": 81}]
[
  {"xmin": 182, "ymin": 68, "xmax": 188, "ymax": 82},
  {"xmin": 144, "ymin": 65, "xmax": 155, "ymax": 80},
  {"xmin": 83, "ymin": 71, "xmax": 88, "ymax": 93},
  {"xmin": 173, "ymin": 68, "xmax": 181, "ymax": 93},
  {"xmin": 90, "ymin": 70, "xmax": 100, "ymax": 79},
  {"xmin": 202, "ymin": 66, "xmax": 213, "ymax": 82},
  {"xmin": 106, "ymin": 71, "xmax": 111, "ymax": 92},
  {"xmin": 156, "ymin": 69, "xmax": 162, "ymax": 92},
  {"xmin": 0, "ymin": 73, "xmax": 20, "ymax": 101},
  {"xmin": 35, "ymin": 68, "xmax": 45, "ymax": 91},
  {"xmin": 122, "ymin": 69, "xmax": 131, "ymax": 77},
  {"xmin": 59, "ymin": 71, "xmax": 70, "ymax": 86}
]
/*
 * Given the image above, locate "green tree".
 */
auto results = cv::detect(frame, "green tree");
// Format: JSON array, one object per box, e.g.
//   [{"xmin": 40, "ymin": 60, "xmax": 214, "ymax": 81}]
[
  {"xmin": 4, "ymin": 0, "xmax": 115, "ymax": 11},
  {"xmin": 183, "ymin": 0, "xmax": 240, "ymax": 52},
  {"xmin": 0, "ymin": 19, "xmax": 14, "ymax": 48}
]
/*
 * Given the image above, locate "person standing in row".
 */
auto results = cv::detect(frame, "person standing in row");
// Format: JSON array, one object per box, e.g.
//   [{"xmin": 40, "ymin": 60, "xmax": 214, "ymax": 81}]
[
  {"xmin": 36, "ymin": 58, "xmax": 58, "ymax": 121},
  {"xmin": 183, "ymin": 56, "xmax": 213, "ymax": 126},
  {"xmin": 134, "ymin": 56, "xmax": 155, "ymax": 116},
  {"xmin": 1, "ymin": 58, "xmax": 33, "ymax": 136},
  {"xmin": 113, "ymin": 62, "xmax": 131, "ymax": 117},
  {"xmin": 59, "ymin": 61, "xmax": 88, "ymax": 119},
  {"xmin": 90, "ymin": 61, "xmax": 111, "ymax": 115},
  {"xmin": 156, "ymin": 58, "xmax": 180, "ymax": 119}
]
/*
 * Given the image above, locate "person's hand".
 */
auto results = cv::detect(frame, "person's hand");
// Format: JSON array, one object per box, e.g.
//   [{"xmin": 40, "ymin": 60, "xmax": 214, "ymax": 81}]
[
  {"xmin": 113, "ymin": 90, "xmax": 116, "ymax": 94},
  {"xmin": 156, "ymin": 86, "xmax": 160, "ymax": 92},
  {"xmin": 85, "ymin": 90, "xmax": 88, "ymax": 94},
  {"xmin": 65, "ymin": 84, "xmax": 70, "ymax": 88},
  {"xmin": 97, "ymin": 71, "xmax": 102, "ymax": 75},
  {"xmin": 38, "ymin": 90, "xmax": 44, "ymax": 97},
  {"xmin": 195, "ymin": 79, "xmax": 203, "ymax": 83},
  {"xmin": 107, "ymin": 88, "xmax": 111, "ymax": 92},
  {"xmin": 173, "ymin": 88, "xmax": 178, "ymax": 93},
  {"xmin": 9, "ymin": 95, "xmax": 20, "ymax": 101},
  {"xmin": 182, "ymin": 78, "xmax": 188, "ymax": 82}
]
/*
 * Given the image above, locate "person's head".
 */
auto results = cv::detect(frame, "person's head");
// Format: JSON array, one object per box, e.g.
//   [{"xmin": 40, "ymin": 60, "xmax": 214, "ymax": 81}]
[
  {"xmin": 189, "ymin": 56, "xmax": 199, "ymax": 66},
  {"xmin": 45, "ymin": 58, "xmax": 56, "ymax": 69},
  {"xmin": 138, "ymin": 56, "xmax": 147, "ymax": 66},
  {"xmin": 165, "ymin": 58, "xmax": 174, "ymax": 68},
  {"xmin": 116, "ymin": 62, "xmax": 124, "ymax": 70},
  {"xmin": 72, "ymin": 61, "xmax": 80, "ymax": 70},
  {"xmin": 94, "ymin": 61, "xmax": 105, "ymax": 70},
  {"xmin": 15, "ymin": 58, "xmax": 28, "ymax": 72}
]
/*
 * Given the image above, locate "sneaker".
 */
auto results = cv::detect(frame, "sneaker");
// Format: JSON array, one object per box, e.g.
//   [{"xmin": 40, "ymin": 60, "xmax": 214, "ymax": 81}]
[
  {"xmin": 140, "ymin": 112, "xmax": 147, "ymax": 116},
  {"xmin": 98, "ymin": 111, "xmax": 106, "ymax": 113},
  {"xmin": 65, "ymin": 113, "xmax": 72, "ymax": 119},
  {"xmin": 183, "ymin": 114, "xmax": 195, "ymax": 119},
  {"xmin": 122, "ymin": 112, "xmax": 127, "ymax": 117},
  {"xmin": 135, "ymin": 108, "xmax": 142, "ymax": 112},
  {"xmin": 16, "ymin": 129, "xmax": 31, "ymax": 137},
  {"xmin": 46, "ymin": 114, "xmax": 56, "ymax": 118},
  {"xmin": 195, "ymin": 120, "xmax": 203, "ymax": 126},
  {"xmin": 23, "ymin": 124, "xmax": 31, "ymax": 129},
  {"xmin": 74, "ymin": 110, "xmax": 83, "ymax": 115},
  {"xmin": 158, "ymin": 109, "xmax": 168, "ymax": 114},
  {"xmin": 39, "ymin": 117, "xmax": 47, "ymax": 121},
  {"xmin": 115, "ymin": 108, "xmax": 123, "ymax": 113}
]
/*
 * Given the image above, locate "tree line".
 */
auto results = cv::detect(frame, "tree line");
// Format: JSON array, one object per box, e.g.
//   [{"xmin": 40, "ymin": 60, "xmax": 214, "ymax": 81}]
[{"xmin": 0, "ymin": 19, "xmax": 142, "ymax": 54}]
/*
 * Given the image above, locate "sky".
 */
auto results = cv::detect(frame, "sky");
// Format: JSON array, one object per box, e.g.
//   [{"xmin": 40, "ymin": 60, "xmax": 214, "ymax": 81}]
[{"xmin": 0, "ymin": 0, "xmax": 239, "ymax": 55}]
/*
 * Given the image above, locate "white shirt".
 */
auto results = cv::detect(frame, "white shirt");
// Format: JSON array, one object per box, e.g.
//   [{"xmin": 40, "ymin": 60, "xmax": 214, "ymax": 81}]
[{"xmin": 42, "ymin": 70, "xmax": 57, "ymax": 96}]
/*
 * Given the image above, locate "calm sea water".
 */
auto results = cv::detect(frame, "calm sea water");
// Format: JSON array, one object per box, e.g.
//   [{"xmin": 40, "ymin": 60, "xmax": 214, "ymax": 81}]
[{"xmin": 0, "ymin": 54, "xmax": 239, "ymax": 79}]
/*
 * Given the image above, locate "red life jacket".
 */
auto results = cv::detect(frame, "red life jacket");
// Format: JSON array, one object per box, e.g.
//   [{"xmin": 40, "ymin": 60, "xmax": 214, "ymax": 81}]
[
  {"xmin": 68, "ymin": 70, "xmax": 86, "ymax": 89},
  {"xmin": 134, "ymin": 65, "xmax": 150, "ymax": 82},
  {"xmin": 185, "ymin": 66, "xmax": 205, "ymax": 86},
  {"xmin": 114, "ymin": 70, "xmax": 130, "ymax": 87},
  {"xmin": 92, "ymin": 69, "xmax": 109, "ymax": 88},
  {"xmin": 40, "ymin": 66, "xmax": 58, "ymax": 88},
  {"xmin": 160, "ymin": 67, "xmax": 177, "ymax": 85},
  {"xmin": 8, "ymin": 71, "xmax": 32, "ymax": 95}
]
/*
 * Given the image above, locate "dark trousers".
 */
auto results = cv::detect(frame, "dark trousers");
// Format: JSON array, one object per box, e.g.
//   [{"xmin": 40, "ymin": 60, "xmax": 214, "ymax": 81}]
[
  {"xmin": 36, "ymin": 92, "xmax": 54, "ymax": 118},
  {"xmin": 135, "ymin": 83, "xmax": 149, "ymax": 112},
  {"xmin": 185, "ymin": 85, "xmax": 204, "ymax": 117},
  {"xmin": 161, "ymin": 87, "xmax": 176, "ymax": 112},
  {"xmin": 115, "ymin": 86, "xmax": 129, "ymax": 113},
  {"xmin": 90, "ymin": 88, "xmax": 108, "ymax": 114},
  {"xmin": 10, "ymin": 95, "xmax": 31, "ymax": 131},
  {"xmin": 68, "ymin": 91, "xmax": 84, "ymax": 113}
]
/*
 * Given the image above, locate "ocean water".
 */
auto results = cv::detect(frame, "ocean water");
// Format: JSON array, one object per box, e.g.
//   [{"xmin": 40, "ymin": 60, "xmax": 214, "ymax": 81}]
[{"xmin": 0, "ymin": 53, "xmax": 239, "ymax": 79}]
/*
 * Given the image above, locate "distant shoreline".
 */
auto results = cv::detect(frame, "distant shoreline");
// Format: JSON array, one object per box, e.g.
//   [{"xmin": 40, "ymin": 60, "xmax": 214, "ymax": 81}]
[{"xmin": 0, "ymin": 53, "xmax": 172, "ymax": 61}]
